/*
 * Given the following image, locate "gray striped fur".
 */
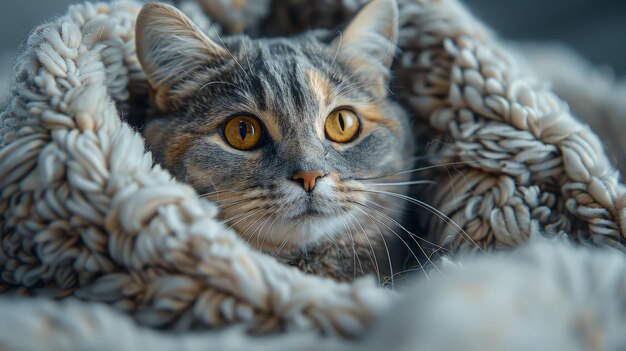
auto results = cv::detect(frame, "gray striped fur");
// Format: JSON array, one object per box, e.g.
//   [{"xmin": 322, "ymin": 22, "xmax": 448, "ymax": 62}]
[{"xmin": 137, "ymin": 0, "xmax": 415, "ymax": 280}]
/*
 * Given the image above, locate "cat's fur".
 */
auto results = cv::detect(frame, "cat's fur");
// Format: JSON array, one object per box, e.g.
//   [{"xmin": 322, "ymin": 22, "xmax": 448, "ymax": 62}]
[{"xmin": 135, "ymin": 0, "xmax": 416, "ymax": 281}]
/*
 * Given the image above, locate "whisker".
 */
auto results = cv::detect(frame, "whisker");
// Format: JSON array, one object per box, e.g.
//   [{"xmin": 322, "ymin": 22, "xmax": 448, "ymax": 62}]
[
  {"xmin": 381, "ymin": 31, "xmax": 396, "ymax": 73},
  {"xmin": 353, "ymin": 158, "xmax": 494, "ymax": 181},
  {"xmin": 220, "ymin": 207, "xmax": 258, "ymax": 223},
  {"xmin": 338, "ymin": 208, "xmax": 364, "ymax": 279},
  {"xmin": 383, "ymin": 266, "xmax": 426, "ymax": 283},
  {"xmin": 199, "ymin": 185, "xmax": 261, "ymax": 205},
  {"xmin": 346, "ymin": 210, "xmax": 381, "ymax": 282},
  {"xmin": 225, "ymin": 207, "xmax": 265, "ymax": 229},
  {"xmin": 364, "ymin": 211, "xmax": 395, "ymax": 288},
  {"xmin": 321, "ymin": 232, "xmax": 348, "ymax": 256},
  {"xmin": 441, "ymin": 164, "xmax": 465, "ymax": 253},
  {"xmin": 261, "ymin": 205, "xmax": 287, "ymax": 251},
  {"xmin": 216, "ymin": 197, "xmax": 264, "ymax": 210},
  {"xmin": 241, "ymin": 37, "xmax": 254, "ymax": 76},
  {"xmin": 352, "ymin": 201, "xmax": 444, "ymax": 275},
  {"xmin": 360, "ymin": 189, "xmax": 486, "ymax": 254},
  {"xmin": 332, "ymin": 68, "xmax": 383, "ymax": 97},
  {"xmin": 274, "ymin": 229, "xmax": 296, "ymax": 257},
  {"xmin": 198, "ymin": 189, "xmax": 231, "ymax": 198},
  {"xmin": 239, "ymin": 207, "xmax": 272, "ymax": 243},
  {"xmin": 257, "ymin": 202, "xmax": 286, "ymax": 249},
  {"xmin": 365, "ymin": 180, "xmax": 437, "ymax": 187},
  {"xmin": 352, "ymin": 206, "xmax": 430, "ymax": 280},
  {"xmin": 335, "ymin": 81, "xmax": 381, "ymax": 97},
  {"xmin": 199, "ymin": 80, "xmax": 240, "ymax": 91},
  {"xmin": 254, "ymin": 214, "xmax": 277, "ymax": 247},
  {"xmin": 385, "ymin": 244, "xmax": 448, "ymax": 284},
  {"xmin": 395, "ymin": 159, "xmax": 492, "ymax": 176},
  {"xmin": 216, "ymin": 196, "xmax": 266, "ymax": 215},
  {"xmin": 362, "ymin": 198, "xmax": 450, "ymax": 252},
  {"xmin": 210, "ymin": 25, "xmax": 251, "ymax": 81},
  {"xmin": 262, "ymin": 201, "xmax": 297, "ymax": 255},
  {"xmin": 363, "ymin": 197, "xmax": 407, "ymax": 216},
  {"xmin": 240, "ymin": 210, "xmax": 270, "ymax": 243},
  {"xmin": 330, "ymin": 31, "xmax": 342, "ymax": 68}
]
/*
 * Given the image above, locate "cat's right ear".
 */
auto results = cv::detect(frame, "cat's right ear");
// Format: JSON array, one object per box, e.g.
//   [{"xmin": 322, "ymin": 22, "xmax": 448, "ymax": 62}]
[{"xmin": 135, "ymin": 3, "xmax": 228, "ymax": 111}]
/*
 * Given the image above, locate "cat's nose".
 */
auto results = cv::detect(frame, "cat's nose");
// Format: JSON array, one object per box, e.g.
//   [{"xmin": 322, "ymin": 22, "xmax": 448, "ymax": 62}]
[{"xmin": 291, "ymin": 170, "xmax": 325, "ymax": 192}]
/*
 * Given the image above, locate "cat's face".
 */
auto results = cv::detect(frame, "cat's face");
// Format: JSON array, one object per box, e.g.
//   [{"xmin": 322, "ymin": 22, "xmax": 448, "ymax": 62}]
[{"xmin": 136, "ymin": 0, "xmax": 413, "ymax": 249}]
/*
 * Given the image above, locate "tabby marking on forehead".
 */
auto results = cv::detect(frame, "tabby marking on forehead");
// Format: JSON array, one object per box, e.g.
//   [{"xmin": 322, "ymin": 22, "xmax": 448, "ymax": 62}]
[{"xmin": 306, "ymin": 68, "xmax": 334, "ymax": 107}]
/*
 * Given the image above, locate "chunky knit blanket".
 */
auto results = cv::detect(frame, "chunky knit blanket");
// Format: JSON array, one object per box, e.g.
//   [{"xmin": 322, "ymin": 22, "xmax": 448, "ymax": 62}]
[{"xmin": 1, "ymin": 0, "xmax": 626, "ymax": 350}]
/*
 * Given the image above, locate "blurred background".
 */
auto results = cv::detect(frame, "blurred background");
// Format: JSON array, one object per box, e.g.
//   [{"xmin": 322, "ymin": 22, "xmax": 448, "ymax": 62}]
[{"xmin": 0, "ymin": 0, "xmax": 624, "ymax": 74}]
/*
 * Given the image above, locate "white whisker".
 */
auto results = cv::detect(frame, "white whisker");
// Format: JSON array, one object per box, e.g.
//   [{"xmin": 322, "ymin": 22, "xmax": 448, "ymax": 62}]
[
  {"xmin": 346, "ymin": 210, "xmax": 381, "ymax": 282},
  {"xmin": 210, "ymin": 25, "xmax": 251, "ymax": 81},
  {"xmin": 330, "ymin": 31, "xmax": 342, "ymax": 68},
  {"xmin": 353, "ymin": 201, "xmax": 444, "ymax": 276},
  {"xmin": 361, "ymin": 189, "xmax": 487, "ymax": 254},
  {"xmin": 259, "ymin": 202, "xmax": 288, "ymax": 249},
  {"xmin": 225, "ymin": 207, "xmax": 265, "ymax": 229},
  {"xmin": 352, "ymin": 206, "xmax": 430, "ymax": 280},
  {"xmin": 338, "ymin": 208, "xmax": 363, "ymax": 278},
  {"xmin": 365, "ymin": 180, "xmax": 437, "ymax": 187}
]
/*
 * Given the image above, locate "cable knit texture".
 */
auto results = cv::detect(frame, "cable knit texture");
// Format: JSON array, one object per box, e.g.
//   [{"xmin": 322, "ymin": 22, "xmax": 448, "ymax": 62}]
[{"xmin": 0, "ymin": 0, "xmax": 625, "ymax": 348}]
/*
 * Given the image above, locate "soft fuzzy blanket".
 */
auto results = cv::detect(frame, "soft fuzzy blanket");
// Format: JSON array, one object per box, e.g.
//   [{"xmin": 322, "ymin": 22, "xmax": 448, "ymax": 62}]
[{"xmin": 1, "ymin": 0, "xmax": 626, "ymax": 350}]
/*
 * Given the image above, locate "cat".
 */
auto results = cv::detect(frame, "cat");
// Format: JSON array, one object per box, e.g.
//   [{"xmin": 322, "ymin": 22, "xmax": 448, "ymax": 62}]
[{"xmin": 135, "ymin": 0, "xmax": 418, "ymax": 282}]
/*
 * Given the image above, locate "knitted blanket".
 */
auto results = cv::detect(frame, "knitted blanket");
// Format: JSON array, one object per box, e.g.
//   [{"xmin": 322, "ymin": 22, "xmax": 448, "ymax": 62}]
[{"xmin": 1, "ymin": 0, "xmax": 625, "ymax": 349}]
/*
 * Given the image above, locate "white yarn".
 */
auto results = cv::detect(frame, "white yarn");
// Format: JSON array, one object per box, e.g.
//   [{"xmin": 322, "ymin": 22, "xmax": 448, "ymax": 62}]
[{"xmin": 1, "ymin": 240, "xmax": 625, "ymax": 350}]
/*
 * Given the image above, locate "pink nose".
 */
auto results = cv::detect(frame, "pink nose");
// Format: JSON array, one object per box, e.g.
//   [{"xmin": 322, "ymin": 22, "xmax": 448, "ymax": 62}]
[{"xmin": 291, "ymin": 170, "xmax": 325, "ymax": 192}]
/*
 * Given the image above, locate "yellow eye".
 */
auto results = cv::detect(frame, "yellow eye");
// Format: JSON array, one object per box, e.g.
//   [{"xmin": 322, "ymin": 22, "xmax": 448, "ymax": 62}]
[
  {"xmin": 324, "ymin": 109, "xmax": 360, "ymax": 143},
  {"xmin": 223, "ymin": 115, "xmax": 263, "ymax": 150}
]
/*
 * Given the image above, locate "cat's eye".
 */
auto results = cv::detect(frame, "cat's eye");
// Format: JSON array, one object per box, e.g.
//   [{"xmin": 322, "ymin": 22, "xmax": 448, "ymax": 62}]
[
  {"xmin": 223, "ymin": 115, "xmax": 263, "ymax": 150},
  {"xmin": 324, "ymin": 109, "xmax": 360, "ymax": 143}
]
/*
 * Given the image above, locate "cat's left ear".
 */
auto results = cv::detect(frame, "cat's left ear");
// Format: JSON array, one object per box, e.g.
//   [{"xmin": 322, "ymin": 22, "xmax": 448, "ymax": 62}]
[
  {"xmin": 135, "ymin": 3, "xmax": 228, "ymax": 111},
  {"xmin": 333, "ymin": 0, "xmax": 399, "ymax": 91}
]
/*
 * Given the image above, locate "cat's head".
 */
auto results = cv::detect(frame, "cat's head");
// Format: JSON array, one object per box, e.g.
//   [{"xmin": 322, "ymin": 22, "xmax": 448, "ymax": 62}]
[{"xmin": 136, "ymin": 0, "xmax": 414, "ymax": 250}]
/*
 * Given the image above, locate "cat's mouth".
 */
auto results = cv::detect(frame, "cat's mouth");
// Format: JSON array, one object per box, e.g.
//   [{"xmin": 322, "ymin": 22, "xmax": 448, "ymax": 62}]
[
  {"xmin": 286, "ymin": 193, "xmax": 337, "ymax": 221},
  {"xmin": 222, "ymin": 196, "xmax": 352, "ymax": 250},
  {"xmin": 288, "ymin": 207, "xmax": 327, "ymax": 220}
]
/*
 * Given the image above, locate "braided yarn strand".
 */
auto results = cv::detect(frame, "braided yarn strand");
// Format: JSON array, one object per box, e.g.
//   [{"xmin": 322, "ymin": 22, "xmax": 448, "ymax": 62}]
[{"xmin": 393, "ymin": 0, "xmax": 626, "ymax": 250}]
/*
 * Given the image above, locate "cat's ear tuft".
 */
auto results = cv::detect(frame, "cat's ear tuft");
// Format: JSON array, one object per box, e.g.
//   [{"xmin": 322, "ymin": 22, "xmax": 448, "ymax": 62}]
[
  {"xmin": 135, "ymin": 3, "xmax": 227, "ymax": 110},
  {"xmin": 334, "ymin": 0, "xmax": 399, "ymax": 87}
]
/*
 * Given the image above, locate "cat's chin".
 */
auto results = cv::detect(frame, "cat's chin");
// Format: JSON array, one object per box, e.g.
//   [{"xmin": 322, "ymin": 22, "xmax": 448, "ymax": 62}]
[{"xmin": 242, "ymin": 212, "xmax": 352, "ymax": 251}]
